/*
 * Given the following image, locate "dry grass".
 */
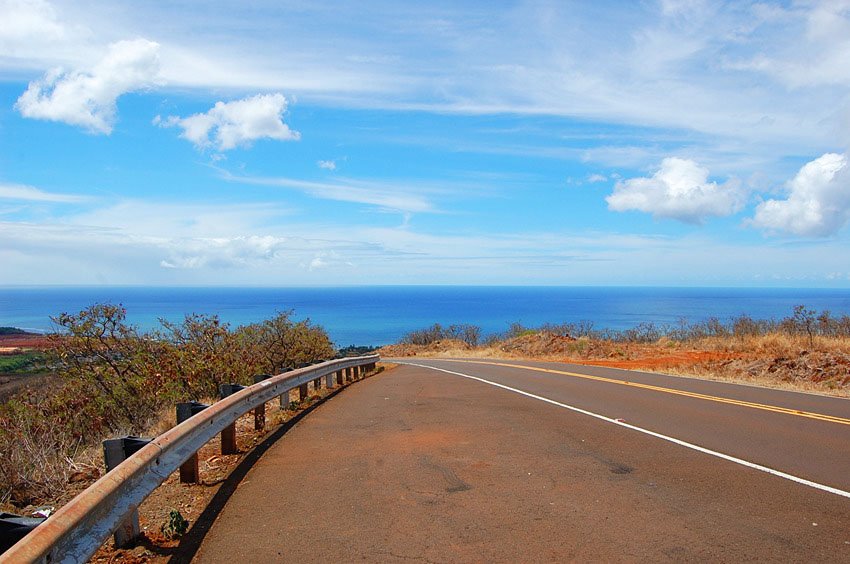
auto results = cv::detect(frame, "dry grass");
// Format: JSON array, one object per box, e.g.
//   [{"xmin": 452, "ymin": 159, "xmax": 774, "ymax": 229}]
[
  {"xmin": 379, "ymin": 333, "xmax": 850, "ymax": 398},
  {"xmin": 3, "ymin": 366, "xmax": 383, "ymax": 562}
]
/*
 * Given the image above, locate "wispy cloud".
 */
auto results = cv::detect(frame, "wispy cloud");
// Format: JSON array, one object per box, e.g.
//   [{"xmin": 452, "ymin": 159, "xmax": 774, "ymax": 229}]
[
  {"xmin": 218, "ymin": 170, "xmax": 436, "ymax": 214},
  {"xmin": 0, "ymin": 182, "xmax": 87, "ymax": 203},
  {"xmin": 6, "ymin": 1, "xmax": 848, "ymax": 154}
]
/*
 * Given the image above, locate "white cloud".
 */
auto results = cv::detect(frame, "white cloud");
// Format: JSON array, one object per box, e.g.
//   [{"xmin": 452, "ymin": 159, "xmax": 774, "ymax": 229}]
[
  {"xmin": 0, "ymin": 182, "xmax": 86, "ymax": 202},
  {"xmin": 306, "ymin": 251, "xmax": 352, "ymax": 271},
  {"xmin": 160, "ymin": 94, "xmax": 300, "ymax": 151},
  {"xmin": 751, "ymin": 152, "xmax": 850, "ymax": 237},
  {"xmin": 606, "ymin": 157, "xmax": 745, "ymax": 223},
  {"xmin": 4, "ymin": 2, "xmax": 850, "ymax": 165},
  {"xmin": 219, "ymin": 170, "xmax": 435, "ymax": 214},
  {"xmin": 0, "ymin": 0, "xmax": 65, "ymax": 44},
  {"xmin": 730, "ymin": 1, "xmax": 850, "ymax": 90},
  {"xmin": 317, "ymin": 160, "xmax": 336, "ymax": 170},
  {"xmin": 15, "ymin": 38, "xmax": 160, "ymax": 133},
  {"xmin": 159, "ymin": 235, "xmax": 289, "ymax": 269},
  {"xmin": 586, "ymin": 173, "xmax": 607, "ymax": 183}
]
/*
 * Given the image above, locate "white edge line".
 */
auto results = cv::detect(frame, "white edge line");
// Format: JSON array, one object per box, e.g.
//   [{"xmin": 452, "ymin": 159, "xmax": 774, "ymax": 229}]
[{"xmin": 397, "ymin": 360, "xmax": 850, "ymax": 500}]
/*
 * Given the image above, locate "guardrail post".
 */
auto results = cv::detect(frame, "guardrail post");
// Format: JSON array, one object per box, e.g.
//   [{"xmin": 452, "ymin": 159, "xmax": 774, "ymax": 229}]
[
  {"xmin": 102, "ymin": 436, "xmax": 151, "ymax": 548},
  {"xmin": 325, "ymin": 370, "xmax": 335, "ymax": 389},
  {"xmin": 299, "ymin": 381, "xmax": 309, "ymax": 401},
  {"xmin": 278, "ymin": 367, "xmax": 292, "ymax": 408},
  {"xmin": 0, "ymin": 356, "xmax": 381, "ymax": 564},
  {"xmin": 176, "ymin": 401, "xmax": 209, "ymax": 483},
  {"xmin": 219, "ymin": 383, "xmax": 246, "ymax": 455},
  {"xmin": 336, "ymin": 369, "xmax": 343, "ymax": 386},
  {"xmin": 253, "ymin": 374, "xmax": 271, "ymax": 430}
]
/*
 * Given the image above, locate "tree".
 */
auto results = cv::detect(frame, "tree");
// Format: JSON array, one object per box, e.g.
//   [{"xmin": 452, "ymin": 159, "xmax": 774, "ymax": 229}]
[
  {"xmin": 242, "ymin": 311, "xmax": 334, "ymax": 375},
  {"xmin": 51, "ymin": 304, "xmax": 162, "ymax": 433},
  {"xmin": 792, "ymin": 305, "xmax": 817, "ymax": 347}
]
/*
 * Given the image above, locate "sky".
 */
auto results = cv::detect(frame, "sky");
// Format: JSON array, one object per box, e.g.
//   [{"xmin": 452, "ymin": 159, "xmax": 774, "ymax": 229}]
[{"xmin": 1, "ymin": 0, "xmax": 850, "ymax": 287}]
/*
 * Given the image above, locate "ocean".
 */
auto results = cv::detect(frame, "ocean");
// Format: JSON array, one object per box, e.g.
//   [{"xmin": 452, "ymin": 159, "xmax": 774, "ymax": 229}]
[{"xmin": 1, "ymin": 286, "xmax": 850, "ymax": 346}]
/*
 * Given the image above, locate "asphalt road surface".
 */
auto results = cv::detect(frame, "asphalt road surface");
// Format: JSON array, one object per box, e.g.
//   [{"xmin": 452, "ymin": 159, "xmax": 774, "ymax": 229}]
[{"xmin": 194, "ymin": 359, "xmax": 850, "ymax": 562}]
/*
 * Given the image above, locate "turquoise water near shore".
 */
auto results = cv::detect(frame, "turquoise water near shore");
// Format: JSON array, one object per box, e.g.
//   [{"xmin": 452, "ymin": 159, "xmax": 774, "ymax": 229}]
[{"xmin": 1, "ymin": 286, "xmax": 850, "ymax": 346}]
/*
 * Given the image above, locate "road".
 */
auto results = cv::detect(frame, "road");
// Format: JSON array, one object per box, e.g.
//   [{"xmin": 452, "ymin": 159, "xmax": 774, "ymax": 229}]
[{"xmin": 194, "ymin": 358, "xmax": 850, "ymax": 562}]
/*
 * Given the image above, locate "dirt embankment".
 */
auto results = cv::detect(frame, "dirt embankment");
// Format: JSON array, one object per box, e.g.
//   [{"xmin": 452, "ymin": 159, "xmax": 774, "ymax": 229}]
[{"xmin": 379, "ymin": 333, "xmax": 850, "ymax": 396}]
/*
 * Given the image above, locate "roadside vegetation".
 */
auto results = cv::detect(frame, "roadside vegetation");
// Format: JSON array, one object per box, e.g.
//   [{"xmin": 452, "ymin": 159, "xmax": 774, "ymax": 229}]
[
  {"xmin": 0, "ymin": 304, "xmax": 335, "ymax": 507},
  {"xmin": 0, "ymin": 351, "xmax": 45, "ymax": 374},
  {"xmin": 382, "ymin": 305, "xmax": 850, "ymax": 394}
]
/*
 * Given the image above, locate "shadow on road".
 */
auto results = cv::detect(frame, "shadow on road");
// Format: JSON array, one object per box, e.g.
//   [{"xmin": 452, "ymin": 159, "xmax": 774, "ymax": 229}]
[{"xmin": 166, "ymin": 386, "xmax": 348, "ymax": 563}]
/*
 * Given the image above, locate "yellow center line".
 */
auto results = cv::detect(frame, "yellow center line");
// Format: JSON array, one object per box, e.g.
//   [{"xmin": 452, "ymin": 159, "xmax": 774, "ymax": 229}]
[{"xmin": 436, "ymin": 359, "xmax": 850, "ymax": 426}]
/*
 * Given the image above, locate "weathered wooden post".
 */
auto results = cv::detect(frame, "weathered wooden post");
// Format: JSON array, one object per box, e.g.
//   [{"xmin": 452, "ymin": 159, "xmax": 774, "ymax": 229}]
[
  {"xmin": 176, "ymin": 401, "xmax": 209, "ymax": 483},
  {"xmin": 325, "ymin": 370, "xmax": 335, "ymax": 389},
  {"xmin": 278, "ymin": 367, "xmax": 292, "ymax": 408},
  {"xmin": 219, "ymin": 383, "xmax": 246, "ymax": 455},
  {"xmin": 253, "ymin": 374, "xmax": 271, "ymax": 430},
  {"xmin": 102, "ymin": 436, "xmax": 151, "ymax": 547},
  {"xmin": 299, "ymin": 381, "xmax": 309, "ymax": 402},
  {"xmin": 280, "ymin": 388, "xmax": 292, "ymax": 410},
  {"xmin": 336, "ymin": 369, "xmax": 343, "ymax": 386}
]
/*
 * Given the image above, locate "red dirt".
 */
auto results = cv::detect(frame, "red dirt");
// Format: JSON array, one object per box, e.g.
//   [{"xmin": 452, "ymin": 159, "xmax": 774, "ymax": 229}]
[
  {"xmin": 580, "ymin": 350, "xmax": 744, "ymax": 370},
  {"xmin": 0, "ymin": 333, "xmax": 53, "ymax": 350}
]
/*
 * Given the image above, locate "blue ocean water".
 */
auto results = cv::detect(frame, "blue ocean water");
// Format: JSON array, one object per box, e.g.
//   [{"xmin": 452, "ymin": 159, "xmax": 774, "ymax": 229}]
[{"xmin": 1, "ymin": 286, "xmax": 850, "ymax": 346}]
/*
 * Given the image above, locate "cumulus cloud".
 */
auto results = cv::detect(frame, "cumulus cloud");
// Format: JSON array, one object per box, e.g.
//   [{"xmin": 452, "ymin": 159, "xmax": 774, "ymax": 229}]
[
  {"xmin": 15, "ymin": 38, "xmax": 160, "ymax": 133},
  {"xmin": 0, "ymin": 182, "xmax": 85, "ymax": 202},
  {"xmin": 317, "ymin": 160, "xmax": 336, "ymax": 170},
  {"xmin": 751, "ymin": 152, "xmax": 850, "ymax": 237},
  {"xmin": 159, "ymin": 93, "xmax": 300, "ymax": 151},
  {"xmin": 606, "ymin": 157, "xmax": 745, "ymax": 223}
]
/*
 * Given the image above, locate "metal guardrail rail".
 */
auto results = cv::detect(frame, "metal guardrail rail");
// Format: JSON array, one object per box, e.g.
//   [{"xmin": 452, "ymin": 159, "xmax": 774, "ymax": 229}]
[{"xmin": 1, "ymin": 355, "xmax": 380, "ymax": 564}]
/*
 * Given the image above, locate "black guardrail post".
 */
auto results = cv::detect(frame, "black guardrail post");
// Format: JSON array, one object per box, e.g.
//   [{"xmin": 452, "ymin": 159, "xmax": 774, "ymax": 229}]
[
  {"xmin": 102, "ymin": 436, "xmax": 151, "ymax": 547},
  {"xmin": 219, "ymin": 384, "xmax": 246, "ymax": 455},
  {"xmin": 0, "ymin": 513, "xmax": 46, "ymax": 554},
  {"xmin": 176, "ymin": 401, "xmax": 209, "ymax": 483}
]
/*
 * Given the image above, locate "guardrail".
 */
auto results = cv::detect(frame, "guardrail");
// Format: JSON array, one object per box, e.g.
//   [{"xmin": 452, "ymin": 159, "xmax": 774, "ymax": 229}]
[{"xmin": 1, "ymin": 355, "xmax": 380, "ymax": 564}]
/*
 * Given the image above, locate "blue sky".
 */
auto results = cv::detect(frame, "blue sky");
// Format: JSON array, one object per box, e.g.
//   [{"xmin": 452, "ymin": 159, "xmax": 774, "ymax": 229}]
[{"xmin": 2, "ymin": 0, "xmax": 850, "ymax": 286}]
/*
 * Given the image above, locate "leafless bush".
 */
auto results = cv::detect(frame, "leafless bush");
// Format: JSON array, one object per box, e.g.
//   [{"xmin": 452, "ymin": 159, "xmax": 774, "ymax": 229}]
[{"xmin": 402, "ymin": 323, "xmax": 482, "ymax": 347}]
